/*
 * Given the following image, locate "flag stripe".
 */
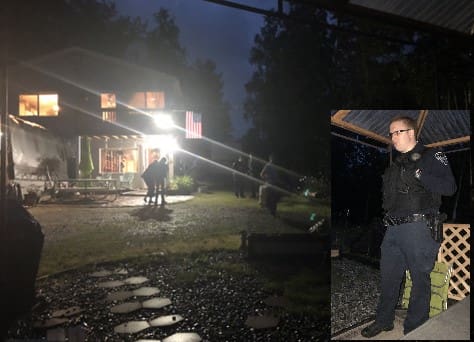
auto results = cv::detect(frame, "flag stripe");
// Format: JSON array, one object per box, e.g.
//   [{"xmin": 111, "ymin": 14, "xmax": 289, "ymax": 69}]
[{"xmin": 186, "ymin": 111, "xmax": 202, "ymax": 139}]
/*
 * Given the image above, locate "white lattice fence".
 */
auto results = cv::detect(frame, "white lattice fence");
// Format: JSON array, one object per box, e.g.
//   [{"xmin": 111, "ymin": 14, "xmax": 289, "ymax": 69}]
[{"xmin": 437, "ymin": 224, "xmax": 470, "ymax": 301}]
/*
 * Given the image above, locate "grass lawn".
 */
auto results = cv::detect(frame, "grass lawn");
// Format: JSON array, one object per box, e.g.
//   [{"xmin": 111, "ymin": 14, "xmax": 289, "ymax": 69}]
[{"xmin": 32, "ymin": 190, "xmax": 330, "ymax": 313}]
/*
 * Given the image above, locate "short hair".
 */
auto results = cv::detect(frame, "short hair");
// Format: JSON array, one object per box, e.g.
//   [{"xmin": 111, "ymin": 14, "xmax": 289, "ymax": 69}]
[{"xmin": 390, "ymin": 116, "xmax": 417, "ymax": 135}]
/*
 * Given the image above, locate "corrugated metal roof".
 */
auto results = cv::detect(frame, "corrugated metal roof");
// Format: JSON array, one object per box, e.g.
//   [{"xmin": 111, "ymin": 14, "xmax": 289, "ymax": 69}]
[
  {"xmin": 331, "ymin": 110, "xmax": 471, "ymax": 150},
  {"xmin": 350, "ymin": 0, "xmax": 474, "ymax": 36}
]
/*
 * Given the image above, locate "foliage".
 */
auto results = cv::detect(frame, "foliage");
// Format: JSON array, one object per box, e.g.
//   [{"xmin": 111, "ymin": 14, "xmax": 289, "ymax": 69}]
[
  {"xmin": 78, "ymin": 136, "xmax": 94, "ymax": 178},
  {"xmin": 168, "ymin": 175, "xmax": 195, "ymax": 194}
]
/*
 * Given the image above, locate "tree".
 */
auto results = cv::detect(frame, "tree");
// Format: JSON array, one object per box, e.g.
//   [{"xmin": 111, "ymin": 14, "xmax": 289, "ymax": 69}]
[
  {"xmin": 244, "ymin": 6, "xmax": 332, "ymax": 176},
  {"xmin": 146, "ymin": 9, "xmax": 232, "ymax": 142}
]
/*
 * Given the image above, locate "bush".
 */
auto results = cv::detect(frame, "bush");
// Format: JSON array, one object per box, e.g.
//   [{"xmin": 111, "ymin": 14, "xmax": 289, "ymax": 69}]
[{"xmin": 168, "ymin": 175, "xmax": 195, "ymax": 194}]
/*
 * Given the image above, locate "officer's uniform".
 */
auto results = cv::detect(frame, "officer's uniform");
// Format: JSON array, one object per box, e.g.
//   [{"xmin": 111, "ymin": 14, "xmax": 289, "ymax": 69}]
[{"xmin": 376, "ymin": 143, "xmax": 456, "ymax": 334}]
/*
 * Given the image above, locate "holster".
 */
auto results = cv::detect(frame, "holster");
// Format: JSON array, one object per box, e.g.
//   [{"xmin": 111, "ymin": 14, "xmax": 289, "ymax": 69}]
[{"xmin": 429, "ymin": 212, "xmax": 447, "ymax": 243}]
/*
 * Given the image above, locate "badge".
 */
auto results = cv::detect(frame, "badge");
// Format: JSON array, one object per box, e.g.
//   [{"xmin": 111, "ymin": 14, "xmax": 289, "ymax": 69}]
[
  {"xmin": 435, "ymin": 152, "xmax": 448, "ymax": 166},
  {"xmin": 411, "ymin": 152, "xmax": 421, "ymax": 161}
]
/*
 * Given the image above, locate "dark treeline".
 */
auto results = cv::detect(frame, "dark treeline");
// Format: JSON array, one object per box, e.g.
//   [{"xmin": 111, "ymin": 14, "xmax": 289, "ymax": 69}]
[{"xmin": 242, "ymin": 3, "xmax": 472, "ymax": 178}]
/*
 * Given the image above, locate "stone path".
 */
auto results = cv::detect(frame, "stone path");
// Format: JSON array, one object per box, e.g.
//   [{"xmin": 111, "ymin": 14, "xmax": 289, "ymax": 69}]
[{"xmin": 35, "ymin": 268, "xmax": 202, "ymax": 341}]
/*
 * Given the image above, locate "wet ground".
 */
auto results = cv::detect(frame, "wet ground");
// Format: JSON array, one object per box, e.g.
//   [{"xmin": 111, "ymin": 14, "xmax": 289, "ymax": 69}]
[{"xmin": 5, "ymin": 193, "xmax": 330, "ymax": 341}]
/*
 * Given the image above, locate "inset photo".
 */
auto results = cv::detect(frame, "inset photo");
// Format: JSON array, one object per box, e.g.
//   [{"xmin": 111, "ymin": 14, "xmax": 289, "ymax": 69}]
[{"xmin": 330, "ymin": 110, "xmax": 471, "ymax": 340}]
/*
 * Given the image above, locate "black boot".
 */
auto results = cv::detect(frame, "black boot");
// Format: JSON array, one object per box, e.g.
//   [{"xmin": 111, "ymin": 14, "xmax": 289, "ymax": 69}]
[{"xmin": 361, "ymin": 322, "xmax": 394, "ymax": 338}]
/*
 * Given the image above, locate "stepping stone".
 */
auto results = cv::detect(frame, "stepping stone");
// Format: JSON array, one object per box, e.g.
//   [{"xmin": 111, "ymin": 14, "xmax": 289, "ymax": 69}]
[
  {"xmin": 34, "ymin": 318, "xmax": 69, "ymax": 329},
  {"xmin": 111, "ymin": 301, "xmax": 142, "ymax": 314},
  {"xmin": 142, "ymin": 297, "xmax": 172, "ymax": 309},
  {"xmin": 97, "ymin": 280, "xmax": 125, "ymax": 288},
  {"xmin": 106, "ymin": 287, "xmax": 160, "ymax": 302},
  {"xmin": 245, "ymin": 315, "xmax": 279, "ymax": 329},
  {"xmin": 163, "ymin": 332, "xmax": 202, "ymax": 342},
  {"xmin": 51, "ymin": 306, "xmax": 83, "ymax": 318},
  {"xmin": 90, "ymin": 270, "xmax": 112, "ymax": 277},
  {"xmin": 135, "ymin": 340, "xmax": 161, "ymax": 342},
  {"xmin": 114, "ymin": 268, "xmax": 129, "ymax": 275},
  {"xmin": 264, "ymin": 295, "xmax": 290, "ymax": 308},
  {"xmin": 149, "ymin": 314, "xmax": 183, "ymax": 327},
  {"xmin": 107, "ymin": 290, "xmax": 133, "ymax": 302},
  {"xmin": 124, "ymin": 276, "xmax": 149, "ymax": 285},
  {"xmin": 114, "ymin": 321, "xmax": 150, "ymax": 334},
  {"xmin": 133, "ymin": 287, "xmax": 160, "ymax": 297}
]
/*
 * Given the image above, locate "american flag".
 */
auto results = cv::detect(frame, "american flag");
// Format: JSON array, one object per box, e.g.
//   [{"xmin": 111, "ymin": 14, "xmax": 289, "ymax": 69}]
[{"xmin": 185, "ymin": 111, "xmax": 202, "ymax": 139}]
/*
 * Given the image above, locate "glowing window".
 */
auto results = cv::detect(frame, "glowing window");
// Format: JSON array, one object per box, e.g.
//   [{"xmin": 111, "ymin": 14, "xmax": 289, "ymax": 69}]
[
  {"xmin": 102, "ymin": 111, "xmax": 116, "ymax": 122},
  {"xmin": 146, "ymin": 91, "xmax": 165, "ymax": 109},
  {"xmin": 39, "ymin": 94, "xmax": 59, "ymax": 116},
  {"xmin": 19, "ymin": 94, "xmax": 59, "ymax": 116},
  {"xmin": 19, "ymin": 95, "xmax": 38, "ymax": 116},
  {"xmin": 128, "ymin": 91, "xmax": 165, "ymax": 111},
  {"xmin": 100, "ymin": 148, "xmax": 138, "ymax": 173},
  {"xmin": 101, "ymin": 93, "xmax": 116, "ymax": 109}
]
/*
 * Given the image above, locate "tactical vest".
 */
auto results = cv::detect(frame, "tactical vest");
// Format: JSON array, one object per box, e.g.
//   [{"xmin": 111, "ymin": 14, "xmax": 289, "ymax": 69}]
[{"xmin": 382, "ymin": 147, "xmax": 441, "ymax": 215}]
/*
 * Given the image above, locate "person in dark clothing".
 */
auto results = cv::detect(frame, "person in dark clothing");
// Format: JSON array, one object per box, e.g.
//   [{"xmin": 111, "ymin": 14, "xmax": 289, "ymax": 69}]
[
  {"xmin": 247, "ymin": 154, "xmax": 257, "ymax": 198},
  {"xmin": 154, "ymin": 157, "xmax": 168, "ymax": 206},
  {"xmin": 260, "ymin": 154, "xmax": 280, "ymax": 216},
  {"xmin": 141, "ymin": 158, "xmax": 159, "ymax": 204},
  {"xmin": 232, "ymin": 156, "xmax": 246, "ymax": 198},
  {"xmin": 362, "ymin": 116, "xmax": 457, "ymax": 338}
]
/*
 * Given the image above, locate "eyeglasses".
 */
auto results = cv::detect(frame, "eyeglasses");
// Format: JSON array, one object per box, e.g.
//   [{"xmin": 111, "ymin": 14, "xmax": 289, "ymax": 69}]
[{"xmin": 389, "ymin": 128, "xmax": 413, "ymax": 138}]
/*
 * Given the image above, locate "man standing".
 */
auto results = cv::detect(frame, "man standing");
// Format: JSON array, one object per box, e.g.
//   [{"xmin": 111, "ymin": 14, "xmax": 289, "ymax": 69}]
[
  {"xmin": 155, "ymin": 156, "xmax": 168, "ymax": 206},
  {"xmin": 260, "ymin": 154, "xmax": 280, "ymax": 216},
  {"xmin": 232, "ymin": 156, "xmax": 246, "ymax": 198},
  {"xmin": 362, "ymin": 116, "xmax": 456, "ymax": 337}
]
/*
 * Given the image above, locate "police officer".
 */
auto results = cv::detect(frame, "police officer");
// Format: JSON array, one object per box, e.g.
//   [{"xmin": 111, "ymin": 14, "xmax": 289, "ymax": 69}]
[{"xmin": 362, "ymin": 116, "xmax": 456, "ymax": 338}]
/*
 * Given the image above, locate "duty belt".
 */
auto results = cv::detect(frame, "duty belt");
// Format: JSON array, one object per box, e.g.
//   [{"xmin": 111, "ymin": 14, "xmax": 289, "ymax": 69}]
[{"xmin": 382, "ymin": 213, "xmax": 433, "ymax": 227}]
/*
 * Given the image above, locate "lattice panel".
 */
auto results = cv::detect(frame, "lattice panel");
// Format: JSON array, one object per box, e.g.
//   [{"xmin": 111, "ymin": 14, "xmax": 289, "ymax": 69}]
[{"xmin": 437, "ymin": 224, "xmax": 470, "ymax": 301}]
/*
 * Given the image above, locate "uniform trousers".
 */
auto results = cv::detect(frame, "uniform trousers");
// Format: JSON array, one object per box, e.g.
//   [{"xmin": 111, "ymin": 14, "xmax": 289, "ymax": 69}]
[{"xmin": 375, "ymin": 220, "xmax": 440, "ymax": 334}]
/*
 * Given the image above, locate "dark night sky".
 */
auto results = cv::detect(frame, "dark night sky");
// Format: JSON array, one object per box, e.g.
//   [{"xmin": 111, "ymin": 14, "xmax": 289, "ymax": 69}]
[{"xmin": 114, "ymin": 0, "xmax": 282, "ymax": 139}]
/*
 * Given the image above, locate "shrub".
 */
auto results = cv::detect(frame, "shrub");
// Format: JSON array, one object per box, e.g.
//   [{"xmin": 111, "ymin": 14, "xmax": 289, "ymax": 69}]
[{"xmin": 168, "ymin": 175, "xmax": 195, "ymax": 194}]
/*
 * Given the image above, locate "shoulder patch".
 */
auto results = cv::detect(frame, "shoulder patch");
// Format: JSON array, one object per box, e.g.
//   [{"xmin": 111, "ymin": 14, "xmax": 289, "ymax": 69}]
[{"xmin": 434, "ymin": 152, "xmax": 448, "ymax": 166}]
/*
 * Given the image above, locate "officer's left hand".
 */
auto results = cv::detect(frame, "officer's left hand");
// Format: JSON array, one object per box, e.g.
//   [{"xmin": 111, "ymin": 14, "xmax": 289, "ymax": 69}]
[{"xmin": 414, "ymin": 168, "xmax": 422, "ymax": 180}]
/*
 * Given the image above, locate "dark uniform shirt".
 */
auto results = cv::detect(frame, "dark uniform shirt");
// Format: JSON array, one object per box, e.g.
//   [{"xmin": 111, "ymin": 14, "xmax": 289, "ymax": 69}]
[{"xmin": 382, "ymin": 143, "xmax": 456, "ymax": 217}]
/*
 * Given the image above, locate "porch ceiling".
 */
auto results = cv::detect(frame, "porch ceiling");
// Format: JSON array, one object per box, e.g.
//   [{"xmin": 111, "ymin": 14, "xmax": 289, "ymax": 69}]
[{"xmin": 331, "ymin": 110, "xmax": 471, "ymax": 150}]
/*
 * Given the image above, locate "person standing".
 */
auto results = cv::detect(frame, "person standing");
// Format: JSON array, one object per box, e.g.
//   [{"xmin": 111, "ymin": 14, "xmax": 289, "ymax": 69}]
[
  {"xmin": 155, "ymin": 156, "xmax": 168, "ymax": 206},
  {"xmin": 247, "ymin": 154, "xmax": 257, "ymax": 198},
  {"xmin": 141, "ymin": 157, "xmax": 159, "ymax": 205},
  {"xmin": 232, "ymin": 156, "xmax": 246, "ymax": 198},
  {"xmin": 260, "ymin": 154, "xmax": 280, "ymax": 216},
  {"xmin": 361, "ymin": 116, "xmax": 457, "ymax": 337}
]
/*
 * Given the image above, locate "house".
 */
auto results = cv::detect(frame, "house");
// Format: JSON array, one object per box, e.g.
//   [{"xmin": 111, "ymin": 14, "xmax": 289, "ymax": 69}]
[{"xmin": 7, "ymin": 47, "xmax": 201, "ymax": 188}]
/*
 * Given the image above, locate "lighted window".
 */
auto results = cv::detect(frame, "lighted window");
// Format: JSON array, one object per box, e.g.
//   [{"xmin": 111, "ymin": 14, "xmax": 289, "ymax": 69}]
[
  {"xmin": 102, "ymin": 111, "xmax": 116, "ymax": 122},
  {"xmin": 146, "ymin": 91, "xmax": 165, "ymax": 109},
  {"xmin": 39, "ymin": 94, "xmax": 59, "ymax": 116},
  {"xmin": 19, "ymin": 94, "xmax": 59, "ymax": 116},
  {"xmin": 127, "ymin": 91, "xmax": 165, "ymax": 111},
  {"xmin": 101, "ymin": 93, "xmax": 116, "ymax": 109},
  {"xmin": 100, "ymin": 148, "xmax": 138, "ymax": 173},
  {"xmin": 19, "ymin": 95, "xmax": 38, "ymax": 116}
]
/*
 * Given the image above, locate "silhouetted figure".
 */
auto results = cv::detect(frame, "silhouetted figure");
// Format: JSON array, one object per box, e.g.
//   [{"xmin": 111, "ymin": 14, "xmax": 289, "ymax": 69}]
[
  {"xmin": 141, "ymin": 158, "xmax": 159, "ymax": 204},
  {"xmin": 260, "ymin": 154, "xmax": 280, "ymax": 216},
  {"xmin": 232, "ymin": 156, "xmax": 246, "ymax": 198},
  {"xmin": 154, "ymin": 157, "xmax": 168, "ymax": 206},
  {"xmin": 247, "ymin": 154, "xmax": 257, "ymax": 198}
]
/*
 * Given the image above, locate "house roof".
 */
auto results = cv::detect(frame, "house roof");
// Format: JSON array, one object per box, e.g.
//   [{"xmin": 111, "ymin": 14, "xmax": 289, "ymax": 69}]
[
  {"xmin": 331, "ymin": 110, "xmax": 471, "ymax": 151},
  {"xmin": 17, "ymin": 46, "xmax": 183, "ymax": 106}
]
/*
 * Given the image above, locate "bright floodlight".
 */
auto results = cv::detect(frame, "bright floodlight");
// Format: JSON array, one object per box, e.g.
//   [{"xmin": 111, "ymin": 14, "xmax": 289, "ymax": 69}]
[
  {"xmin": 153, "ymin": 113, "xmax": 174, "ymax": 130},
  {"xmin": 144, "ymin": 135, "xmax": 179, "ymax": 155}
]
